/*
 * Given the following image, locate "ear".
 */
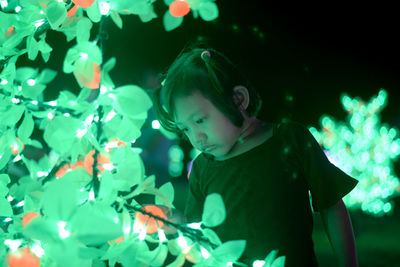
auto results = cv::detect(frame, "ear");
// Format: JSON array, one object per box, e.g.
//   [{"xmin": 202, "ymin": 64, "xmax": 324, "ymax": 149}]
[{"xmin": 233, "ymin": 85, "xmax": 250, "ymax": 110}]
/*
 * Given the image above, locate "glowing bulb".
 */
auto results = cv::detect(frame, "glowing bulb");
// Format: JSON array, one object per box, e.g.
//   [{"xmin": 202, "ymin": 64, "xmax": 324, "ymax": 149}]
[
  {"xmin": 47, "ymin": 113, "xmax": 54, "ymax": 120},
  {"xmin": 31, "ymin": 100, "xmax": 38, "ymax": 105},
  {"xmin": 105, "ymin": 110, "xmax": 117, "ymax": 122},
  {"xmin": 48, "ymin": 100, "xmax": 57, "ymax": 106},
  {"xmin": 0, "ymin": 79, "xmax": 7, "ymax": 85},
  {"xmin": 16, "ymin": 200, "xmax": 24, "ymax": 207},
  {"xmin": 58, "ymin": 221, "xmax": 71, "ymax": 239},
  {"xmin": 80, "ymin": 52, "xmax": 88, "ymax": 60},
  {"xmin": 158, "ymin": 229, "xmax": 167, "ymax": 243},
  {"xmin": 11, "ymin": 98, "xmax": 20, "ymax": 104},
  {"xmin": 187, "ymin": 222, "xmax": 202, "ymax": 229},
  {"xmin": 7, "ymin": 196, "xmax": 14, "ymax": 202},
  {"xmin": 4, "ymin": 239, "xmax": 21, "ymax": 252},
  {"xmin": 15, "ymin": 5, "xmax": 21, "ymax": 12},
  {"xmin": 34, "ymin": 19, "xmax": 45, "ymax": 28},
  {"xmin": 64, "ymin": 113, "xmax": 70, "ymax": 117},
  {"xmin": 152, "ymin": 120, "xmax": 160, "ymax": 129},
  {"xmin": 31, "ymin": 241, "xmax": 45, "ymax": 258},
  {"xmin": 76, "ymin": 128, "xmax": 88, "ymax": 138},
  {"xmin": 4, "ymin": 217, "xmax": 12, "ymax": 222},
  {"xmin": 252, "ymin": 260, "xmax": 265, "ymax": 267},
  {"xmin": 200, "ymin": 247, "xmax": 211, "ymax": 259},
  {"xmin": 99, "ymin": 1, "xmax": 110, "ymax": 15},
  {"xmin": 27, "ymin": 78, "xmax": 36, "ymax": 86},
  {"xmin": 88, "ymin": 189, "xmax": 95, "ymax": 200}
]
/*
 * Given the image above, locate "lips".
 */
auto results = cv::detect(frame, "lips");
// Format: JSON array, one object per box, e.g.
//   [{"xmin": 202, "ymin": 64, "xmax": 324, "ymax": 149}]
[{"xmin": 201, "ymin": 145, "xmax": 216, "ymax": 152}]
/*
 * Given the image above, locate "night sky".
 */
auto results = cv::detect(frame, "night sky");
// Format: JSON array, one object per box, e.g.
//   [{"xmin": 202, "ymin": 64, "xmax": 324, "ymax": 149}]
[{"xmin": 26, "ymin": 1, "xmax": 400, "ymax": 128}]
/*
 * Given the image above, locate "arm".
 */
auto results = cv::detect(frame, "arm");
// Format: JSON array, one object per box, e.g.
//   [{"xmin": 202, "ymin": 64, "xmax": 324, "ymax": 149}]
[{"xmin": 319, "ymin": 199, "xmax": 358, "ymax": 267}]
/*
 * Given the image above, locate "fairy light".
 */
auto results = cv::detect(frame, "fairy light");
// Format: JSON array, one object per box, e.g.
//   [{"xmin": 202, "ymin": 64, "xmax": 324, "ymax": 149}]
[
  {"xmin": 200, "ymin": 247, "xmax": 211, "ymax": 259},
  {"xmin": 27, "ymin": 79, "xmax": 36, "ymax": 86},
  {"xmin": 0, "ymin": 79, "xmax": 7, "ymax": 85},
  {"xmin": 13, "ymin": 155, "xmax": 22, "ymax": 162},
  {"xmin": 104, "ymin": 110, "xmax": 117, "ymax": 122},
  {"xmin": 310, "ymin": 89, "xmax": 400, "ymax": 216},
  {"xmin": 48, "ymin": 100, "xmax": 57, "ymax": 106},
  {"xmin": 31, "ymin": 100, "xmax": 38, "ymax": 105},
  {"xmin": 4, "ymin": 239, "xmax": 21, "ymax": 252},
  {"xmin": 80, "ymin": 52, "xmax": 88, "ymax": 60},
  {"xmin": 4, "ymin": 217, "xmax": 12, "ymax": 222},
  {"xmin": 0, "ymin": 0, "xmax": 8, "ymax": 8},
  {"xmin": 36, "ymin": 171, "xmax": 48, "ymax": 177},
  {"xmin": 76, "ymin": 128, "xmax": 88, "ymax": 138},
  {"xmin": 11, "ymin": 98, "xmax": 20, "ymax": 104},
  {"xmin": 177, "ymin": 234, "xmax": 188, "ymax": 250},
  {"xmin": 88, "ymin": 189, "xmax": 95, "ymax": 200},
  {"xmin": 30, "ymin": 241, "xmax": 45, "ymax": 258},
  {"xmin": 252, "ymin": 260, "xmax": 265, "ymax": 267},
  {"xmin": 64, "ymin": 113, "xmax": 70, "ymax": 117},
  {"xmin": 34, "ymin": 18, "xmax": 45, "ymax": 28},
  {"xmin": 15, "ymin": 5, "xmax": 21, "ymax": 12},
  {"xmin": 158, "ymin": 229, "xmax": 167, "ymax": 243},
  {"xmin": 57, "ymin": 221, "xmax": 71, "ymax": 239},
  {"xmin": 152, "ymin": 120, "xmax": 160, "ymax": 129},
  {"xmin": 187, "ymin": 222, "xmax": 201, "ymax": 230},
  {"xmin": 99, "ymin": 1, "xmax": 110, "ymax": 15},
  {"xmin": 47, "ymin": 113, "xmax": 54, "ymax": 120},
  {"xmin": 7, "ymin": 196, "xmax": 13, "ymax": 202},
  {"xmin": 16, "ymin": 200, "xmax": 24, "ymax": 207}
]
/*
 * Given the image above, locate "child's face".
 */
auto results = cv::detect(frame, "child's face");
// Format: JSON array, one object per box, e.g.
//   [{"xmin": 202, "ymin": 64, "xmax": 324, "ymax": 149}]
[{"xmin": 174, "ymin": 91, "xmax": 243, "ymax": 159}]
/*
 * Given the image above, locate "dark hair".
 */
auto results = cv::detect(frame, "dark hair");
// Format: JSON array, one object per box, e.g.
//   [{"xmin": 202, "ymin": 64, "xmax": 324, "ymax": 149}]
[{"xmin": 152, "ymin": 45, "xmax": 262, "ymax": 133}]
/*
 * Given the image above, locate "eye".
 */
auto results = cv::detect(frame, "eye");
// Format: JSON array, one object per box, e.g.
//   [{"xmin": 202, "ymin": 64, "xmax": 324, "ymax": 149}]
[{"xmin": 195, "ymin": 117, "xmax": 205, "ymax": 124}]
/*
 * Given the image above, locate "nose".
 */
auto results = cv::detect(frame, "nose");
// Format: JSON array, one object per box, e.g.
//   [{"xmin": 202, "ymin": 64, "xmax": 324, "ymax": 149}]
[{"xmin": 192, "ymin": 128, "xmax": 207, "ymax": 147}]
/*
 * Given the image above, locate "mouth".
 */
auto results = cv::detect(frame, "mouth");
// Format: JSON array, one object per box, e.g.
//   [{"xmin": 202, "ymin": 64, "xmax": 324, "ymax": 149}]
[{"xmin": 201, "ymin": 145, "xmax": 217, "ymax": 153}]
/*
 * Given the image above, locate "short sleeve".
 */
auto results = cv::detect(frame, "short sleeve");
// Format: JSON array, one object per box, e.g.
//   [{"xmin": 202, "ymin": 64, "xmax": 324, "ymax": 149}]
[
  {"xmin": 184, "ymin": 156, "xmax": 205, "ymax": 222},
  {"xmin": 282, "ymin": 122, "xmax": 358, "ymax": 212}
]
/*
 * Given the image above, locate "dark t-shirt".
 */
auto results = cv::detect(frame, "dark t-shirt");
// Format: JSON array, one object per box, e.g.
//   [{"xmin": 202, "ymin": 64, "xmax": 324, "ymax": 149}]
[{"xmin": 184, "ymin": 121, "xmax": 358, "ymax": 266}]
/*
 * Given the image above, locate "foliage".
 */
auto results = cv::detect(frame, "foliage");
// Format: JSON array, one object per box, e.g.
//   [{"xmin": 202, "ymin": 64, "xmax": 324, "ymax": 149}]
[
  {"xmin": 309, "ymin": 89, "xmax": 400, "ymax": 216},
  {"xmin": 0, "ymin": 0, "xmax": 285, "ymax": 266}
]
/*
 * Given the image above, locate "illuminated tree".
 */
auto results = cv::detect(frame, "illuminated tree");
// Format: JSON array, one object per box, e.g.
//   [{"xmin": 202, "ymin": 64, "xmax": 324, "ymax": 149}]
[
  {"xmin": 0, "ymin": 0, "xmax": 285, "ymax": 266},
  {"xmin": 309, "ymin": 89, "xmax": 400, "ymax": 216}
]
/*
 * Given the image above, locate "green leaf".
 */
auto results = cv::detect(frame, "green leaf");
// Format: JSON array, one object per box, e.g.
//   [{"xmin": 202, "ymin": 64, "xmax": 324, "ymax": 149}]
[
  {"xmin": 70, "ymin": 202, "xmax": 123, "ymax": 246},
  {"xmin": 211, "ymin": 240, "xmax": 246, "ymax": 264},
  {"xmin": 198, "ymin": 2, "xmax": 219, "ymax": 21},
  {"xmin": 21, "ymin": 83, "xmax": 47, "ymax": 99},
  {"xmin": 0, "ymin": 197, "xmax": 13, "ymax": 216},
  {"xmin": 86, "ymin": 0, "xmax": 101, "ymax": 23},
  {"xmin": 38, "ymin": 37, "xmax": 53, "ymax": 62},
  {"xmin": 113, "ymin": 148, "xmax": 145, "ymax": 190},
  {"xmin": 46, "ymin": 1, "xmax": 67, "ymax": 29},
  {"xmin": 27, "ymin": 35, "xmax": 39, "ymax": 60},
  {"xmin": 22, "ymin": 217, "xmax": 60, "ymax": 243},
  {"xmin": 163, "ymin": 11, "xmax": 183, "ymax": 31},
  {"xmin": 0, "ymin": 174, "xmax": 10, "ymax": 186},
  {"xmin": 202, "ymin": 228, "xmax": 222, "ymax": 246},
  {"xmin": 43, "ymin": 115, "xmax": 81, "ymax": 155},
  {"xmin": 272, "ymin": 256, "xmax": 286, "ymax": 267},
  {"xmin": 0, "ymin": 104, "xmax": 24, "ymax": 127},
  {"xmin": 136, "ymin": 244, "xmax": 168, "ymax": 266},
  {"xmin": 15, "ymin": 67, "xmax": 37, "ymax": 82},
  {"xmin": 42, "ymin": 178, "xmax": 79, "ymax": 221},
  {"xmin": 17, "ymin": 111, "xmax": 34, "ymax": 144},
  {"xmin": 36, "ymin": 68, "xmax": 57, "ymax": 84},
  {"xmin": 110, "ymin": 11, "xmax": 123, "ymax": 29},
  {"xmin": 76, "ymin": 17, "xmax": 93, "ymax": 43},
  {"xmin": 113, "ymin": 85, "xmax": 152, "ymax": 118},
  {"xmin": 155, "ymin": 182, "xmax": 175, "ymax": 207},
  {"xmin": 202, "ymin": 193, "xmax": 226, "ymax": 227},
  {"xmin": 98, "ymin": 171, "xmax": 117, "ymax": 205}
]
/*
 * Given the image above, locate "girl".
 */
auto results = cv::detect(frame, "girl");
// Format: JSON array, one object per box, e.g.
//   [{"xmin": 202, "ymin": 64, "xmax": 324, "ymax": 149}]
[{"xmin": 153, "ymin": 45, "xmax": 358, "ymax": 266}]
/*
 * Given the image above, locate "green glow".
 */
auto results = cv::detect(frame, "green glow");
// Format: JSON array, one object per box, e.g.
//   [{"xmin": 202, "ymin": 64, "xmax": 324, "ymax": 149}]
[{"xmin": 310, "ymin": 89, "xmax": 400, "ymax": 216}]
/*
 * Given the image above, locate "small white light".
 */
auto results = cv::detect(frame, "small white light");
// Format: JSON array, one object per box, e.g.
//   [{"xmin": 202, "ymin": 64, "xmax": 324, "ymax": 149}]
[
  {"xmin": 100, "ymin": 85, "xmax": 108, "ymax": 95},
  {"xmin": 252, "ymin": 260, "xmax": 265, "ymax": 267},
  {"xmin": 152, "ymin": 120, "xmax": 160, "ymax": 129},
  {"xmin": 48, "ymin": 100, "xmax": 57, "ymax": 106},
  {"xmin": 4, "ymin": 239, "xmax": 21, "ymax": 252},
  {"xmin": 31, "ymin": 100, "xmax": 38, "ymax": 105},
  {"xmin": 200, "ymin": 247, "xmax": 211, "ymax": 259},
  {"xmin": 14, "ymin": 5, "xmax": 21, "ymax": 12},
  {"xmin": 13, "ymin": 155, "xmax": 22, "ymax": 162},
  {"xmin": 80, "ymin": 52, "xmax": 88, "ymax": 60},
  {"xmin": 187, "ymin": 222, "xmax": 201, "ymax": 230},
  {"xmin": 76, "ymin": 128, "xmax": 88, "ymax": 138},
  {"xmin": 4, "ymin": 217, "xmax": 12, "ymax": 222},
  {"xmin": 40, "ymin": 10, "xmax": 44, "ymax": 14},
  {"xmin": 88, "ymin": 189, "xmax": 95, "ymax": 200},
  {"xmin": 17, "ymin": 86, "xmax": 22, "ymax": 91},
  {"xmin": 102, "ymin": 163, "xmax": 114, "ymax": 171},
  {"xmin": 177, "ymin": 234, "xmax": 188, "ymax": 250},
  {"xmin": 94, "ymin": 116, "xmax": 99, "ymax": 122},
  {"xmin": 64, "ymin": 113, "xmax": 70, "ymax": 117},
  {"xmin": 31, "ymin": 241, "xmax": 45, "ymax": 258},
  {"xmin": 7, "ymin": 196, "xmax": 14, "ymax": 202},
  {"xmin": 16, "ymin": 200, "xmax": 24, "ymax": 207},
  {"xmin": 11, "ymin": 98, "xmax": 20, "ymax": 104},
  {"xmin": 0, "ymin": 79, "xmax": 8, "ymax": 85},
  {"xmin": 138, "ymin": 227, "xmax": 147, "ymax": 241},
  {"xmin": 27, "ymin": 78, "xmax": 36, "ymax": 86},
  {"xmin": 158, "ymin": 229, "xmax": 167, "ymax": 243},
  {"xmin": 0, "ymin": 0, "xmax": 8, "ymax": 8},
  {"xmin": 99, "ymin": 1, "xmax": 110, "ymax": 15},
  {"xmin": 58, "ymin": 221, "xmax": 71, "ymax": 239},
  {"xmin": 47, "ymin": 113, "xmax": 54, "ymax": 120},
  {"xmin": 85, "ymin": 114, "xmax": 94, "ymax": 125},
  {"xmin": 36, "ymin": 171, "xmax": 48, "ymax": 177},
  {"xmin": 226, "ymin": 263, "xmax": 233, "ymax": 267},
  {"xmin": 104, "ymin": 110, "xmax": 117, "ymax": 122}
]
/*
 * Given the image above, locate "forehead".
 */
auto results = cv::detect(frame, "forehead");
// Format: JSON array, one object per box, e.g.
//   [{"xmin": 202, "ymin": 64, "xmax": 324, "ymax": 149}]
[{"xmin": 173, "ymin": 91, "xmax": 212, "ymax": 124}]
